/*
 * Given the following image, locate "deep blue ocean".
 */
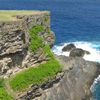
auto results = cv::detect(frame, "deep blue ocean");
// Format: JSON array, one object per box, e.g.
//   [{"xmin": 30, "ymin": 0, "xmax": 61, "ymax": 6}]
[{"xmin": 0, "ymin": 0, "xmax": 100, "ymax": 99}]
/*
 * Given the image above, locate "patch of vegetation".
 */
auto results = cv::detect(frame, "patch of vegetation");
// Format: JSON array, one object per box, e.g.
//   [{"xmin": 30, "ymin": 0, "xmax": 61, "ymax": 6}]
[
  {"xmin": 29, "ymin": 25, "xmax": 53, "ymax": 58},
  {"xmin": 43, "ymin": 45, "xmax": 54, "ymax": 59},
  {"xmin": 0, "ymin": 79, "xmax": 12, "ymax": 100},
  {"xmin": 9, "ymin": 59, "xmax": 61, "ymax": 91},
  {"xmin": 29, "ymin": 25, "xmax": 44, "ymax": 52}
]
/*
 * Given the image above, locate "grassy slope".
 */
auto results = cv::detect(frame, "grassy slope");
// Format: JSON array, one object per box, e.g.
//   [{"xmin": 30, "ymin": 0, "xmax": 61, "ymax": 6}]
[{"xmin": 9, "ymin": 59, "xmax": 61, "ymax": 91}]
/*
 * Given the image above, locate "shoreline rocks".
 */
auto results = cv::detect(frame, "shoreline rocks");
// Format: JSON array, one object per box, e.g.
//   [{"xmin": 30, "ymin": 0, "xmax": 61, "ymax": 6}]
[
  {"xmin": 62, "ymin": 43, "xmax": 76, "ymax": 52},
  {"xmin": 69, "ymin": 48, "xmax": 90, "ymax": 57},
  {"xmin": 69, "ymin": 48, "xmax": 85, "ymax": 57},
  {"xmin": 62, "ymin": 44, "xmax": 91, "ymax": 58}
]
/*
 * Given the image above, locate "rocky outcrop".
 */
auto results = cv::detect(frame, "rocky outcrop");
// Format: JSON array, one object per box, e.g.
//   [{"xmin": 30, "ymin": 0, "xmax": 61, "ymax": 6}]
[
  {"xmin": 69, "ymin": 48, "xmax": 85, "ymax": 57},
  {"xmin": 69, "ymin": 48, "xmax": 90, "ymax": 57},
  {"xmin": 0, "ymin": 11, "xmax": 55, "ymax": 76},
  {"xmin": 62, "ymin": 43, "xmax": 76, "ymax": 52},
  {"xmin": 30, "ymin": 56, "xmax": 100, "ymax": 100},
  {"xmin": 62, "ymin": 44, "xmax": 90, "ymax": 58}
]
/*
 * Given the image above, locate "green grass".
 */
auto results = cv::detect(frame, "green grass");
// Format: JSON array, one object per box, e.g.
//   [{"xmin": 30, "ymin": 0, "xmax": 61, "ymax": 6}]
[
  {"xmin": 0, "ymin": 79, "xmax": 12, "ymax": 100},
  {"xmin": 29, "ymin": 25, "xmax": 44, "ymax": 52},
  {"xmin": 29, "ymin": 25, "xmax": 54, "ymax": 58},
  {"xmin": 9, "ymin": 59, "xmax": 61, "ymax": 91}
]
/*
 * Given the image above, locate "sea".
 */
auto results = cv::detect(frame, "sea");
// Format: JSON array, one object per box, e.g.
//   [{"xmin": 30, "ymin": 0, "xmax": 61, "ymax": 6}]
[{"xmin": 0, "ymin": 0, "xmax": 100, "ymax": 99}]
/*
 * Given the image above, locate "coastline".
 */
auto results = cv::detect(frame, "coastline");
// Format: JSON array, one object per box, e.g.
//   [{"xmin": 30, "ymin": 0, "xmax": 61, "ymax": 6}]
[{"xmin": 0, "ymin": 10, "xmax": 100, "ymax": 100}]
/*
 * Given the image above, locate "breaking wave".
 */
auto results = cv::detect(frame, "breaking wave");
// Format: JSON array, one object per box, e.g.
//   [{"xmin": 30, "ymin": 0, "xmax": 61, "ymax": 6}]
[{"xmin": 52, "ymin": 41, "xmax": 100, "ymax": 62}]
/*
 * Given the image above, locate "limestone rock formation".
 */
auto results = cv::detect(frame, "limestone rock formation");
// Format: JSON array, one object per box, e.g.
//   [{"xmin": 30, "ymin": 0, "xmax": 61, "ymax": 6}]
[{"xmin": 0, "ymin": 11, "xmax": 55, "ymax": 76}]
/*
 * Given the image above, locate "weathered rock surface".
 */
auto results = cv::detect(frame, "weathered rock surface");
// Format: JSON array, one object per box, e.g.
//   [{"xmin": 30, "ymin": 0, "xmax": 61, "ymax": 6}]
[
  {"xmin": 43, "ymin": 31, "xmax": 55, "ymax": 48},
  {"xmin": 62, "ymin": 43, "xmax": 76, "ymax": 52},
  {"xmin": 69, "ymin": 48, "xmax": 85, "ymax": 57},
  {"xmin": 69, "ymin": 48, "xmax": 90, "ymax": 57},
  {"xmin": 31, "ymin": 56, "xmax": 100, "ymax": 100},
  {"xmin": 0, "ymin": 12, "xmax": 55, "ymax": 76}
]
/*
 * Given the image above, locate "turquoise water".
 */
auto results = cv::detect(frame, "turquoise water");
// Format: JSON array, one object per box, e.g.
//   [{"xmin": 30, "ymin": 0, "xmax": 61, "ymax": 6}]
[{"xmin": 0, "ymin": 0, "xmax": 100, "ymax": 99}]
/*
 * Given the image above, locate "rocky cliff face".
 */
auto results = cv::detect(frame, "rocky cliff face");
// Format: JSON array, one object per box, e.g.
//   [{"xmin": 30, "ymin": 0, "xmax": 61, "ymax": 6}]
[
  {"xmin": 0, "ymin": 12, "xmax": 55, "ymax": 76},
  {"xmin": 32, "ymin": 56, "xmax": 100, "ymax": 100}
]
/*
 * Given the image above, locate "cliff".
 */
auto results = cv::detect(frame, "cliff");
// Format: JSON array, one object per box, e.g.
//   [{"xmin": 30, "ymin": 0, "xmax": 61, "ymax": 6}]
[
  {"xmin": 0, "ymin": 10, "xmax": 62, "ymax": 100},
  {"xmin": 0, "ymin": 10, "xmax": 100, "ymax": 100},
  {"xmin": 0, "ymin": 11, "xmax": 54, "ymax": 76}
]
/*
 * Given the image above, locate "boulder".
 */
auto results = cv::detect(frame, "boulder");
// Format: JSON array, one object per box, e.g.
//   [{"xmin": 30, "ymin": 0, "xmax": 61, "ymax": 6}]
[
  {"xmin": 69, "ymin": 48, "xmax": 85, "ymax": 57},
  {"xmin": 62, "ymin": 43, "xmax": 76, "ymax": 52}
]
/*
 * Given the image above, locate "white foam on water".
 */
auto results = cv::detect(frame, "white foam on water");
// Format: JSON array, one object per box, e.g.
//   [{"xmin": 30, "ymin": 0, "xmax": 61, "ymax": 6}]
[{"xmin": 52, "ymin": 41, "xmax": 100, "ymax": 62}]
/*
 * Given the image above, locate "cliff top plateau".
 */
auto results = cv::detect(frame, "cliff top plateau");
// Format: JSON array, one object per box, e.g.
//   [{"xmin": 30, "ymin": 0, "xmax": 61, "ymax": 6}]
[{"xmin": 0, "ymin": 10, "xmax": 48, "ymax": 21}]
